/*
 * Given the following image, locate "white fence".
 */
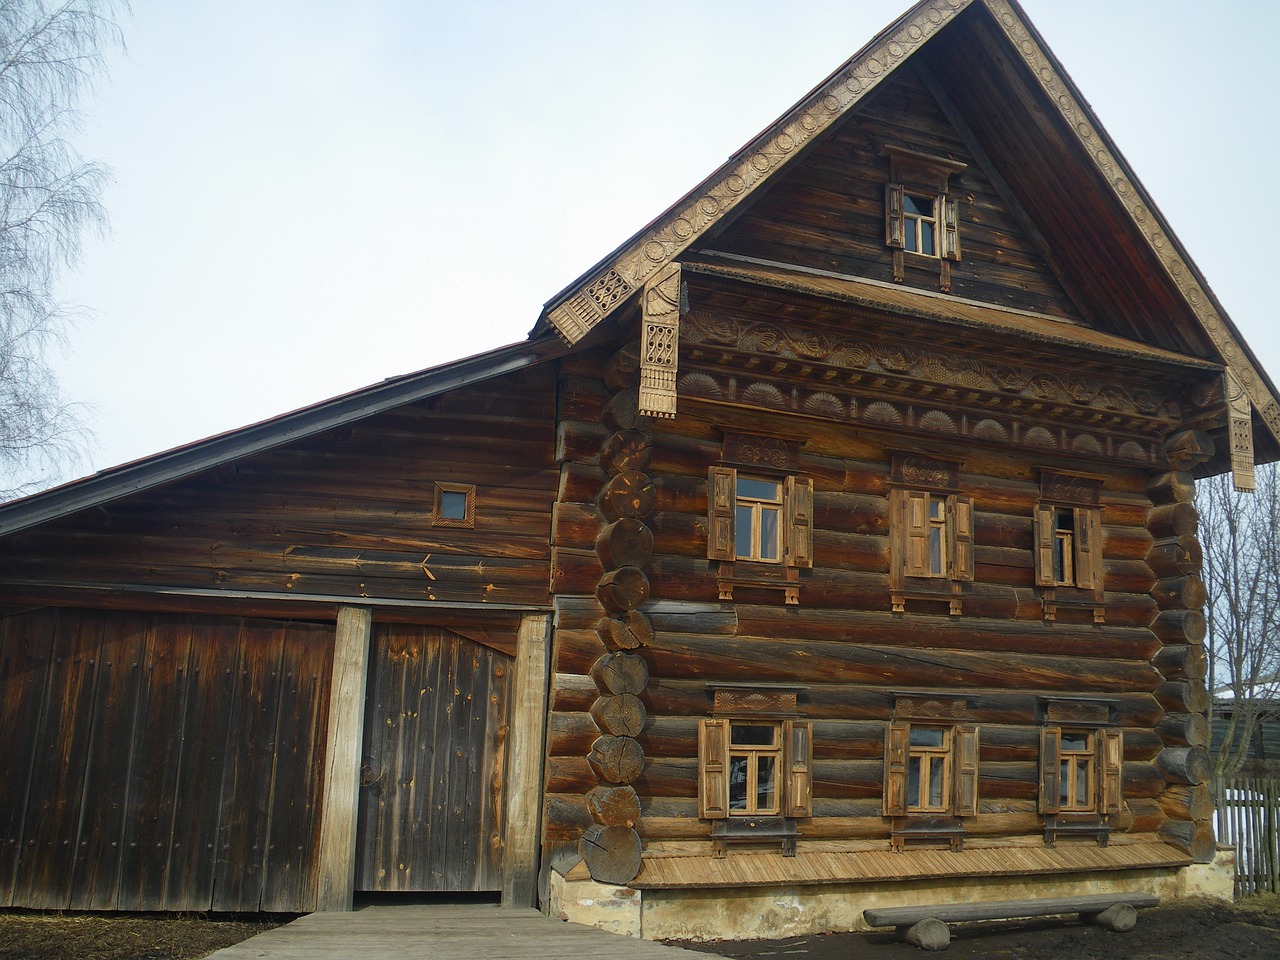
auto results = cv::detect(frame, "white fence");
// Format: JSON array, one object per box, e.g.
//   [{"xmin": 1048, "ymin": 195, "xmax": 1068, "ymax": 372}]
[{"xmin": 1213, "ymin": 777, "xmax": 1280, "ymax": 897}]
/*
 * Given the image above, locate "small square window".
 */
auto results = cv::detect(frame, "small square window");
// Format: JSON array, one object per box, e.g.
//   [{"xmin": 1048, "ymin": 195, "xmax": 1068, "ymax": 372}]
[{"xmin": 432, "ymin": 482, "xmax": 475, "ymax": 528}]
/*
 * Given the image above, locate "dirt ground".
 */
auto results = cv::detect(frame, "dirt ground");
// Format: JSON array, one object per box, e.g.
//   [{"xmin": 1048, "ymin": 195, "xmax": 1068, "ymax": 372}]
[
  {"xmin": 1, "ymin": 896, "xmax": 1278, "ymax": 959},
  {"xmin": 683, "ymin": 895, "xmax": 1280, "ymax": 960}
]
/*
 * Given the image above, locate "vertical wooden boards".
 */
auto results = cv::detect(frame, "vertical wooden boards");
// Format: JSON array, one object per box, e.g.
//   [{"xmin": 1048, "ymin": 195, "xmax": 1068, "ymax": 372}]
[
  {"xmin": 0, "ymin": 608, "xmax": 334, "ymax": 913},
  {"xmin": 315, "ymin": 606, "xmax": 371, "ymax": 912},
  {"xmin": 502, "ymin": 614, "xmax": 550, "ymax": 908},
  {"xmin": 355, "ymin": 625, "xmax": 512, "ymax": 893}
]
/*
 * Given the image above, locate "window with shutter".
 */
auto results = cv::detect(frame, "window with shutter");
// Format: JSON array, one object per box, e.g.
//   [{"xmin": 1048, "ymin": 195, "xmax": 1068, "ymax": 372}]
[
  {"xmin": 889, "ymin": 455, "xmax": 972, "ymax": 614},
  {"xmin": 700, "ymin": 709, "xmax": 812, "ymax": 823},
  {"xmin": 882, "ymin": 146, "xmax": 966, "ymax": 290},
  {"xmin": 883, "ymin": 719, "xmax": 978, "ymax": 818}
]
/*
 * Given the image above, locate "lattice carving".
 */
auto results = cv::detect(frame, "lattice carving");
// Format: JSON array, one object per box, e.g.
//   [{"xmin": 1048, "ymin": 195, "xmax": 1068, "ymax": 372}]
[
  {"xmin": 1226, "ymin": 369, "xmax": 1255, "ymax": 493},
  {"xmin": 639, "ymin": 264, "xmax": 681, "ymax": 419}
]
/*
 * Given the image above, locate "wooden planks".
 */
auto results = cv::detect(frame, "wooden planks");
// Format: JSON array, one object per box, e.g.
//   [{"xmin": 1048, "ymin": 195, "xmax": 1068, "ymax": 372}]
[
  {"xmin": 0, "ymin": 608, "xmax": 333, "ymax": 913},
  {"xmin": 355, "ymin": 625, "xmax": 511, "ymax": 893}
]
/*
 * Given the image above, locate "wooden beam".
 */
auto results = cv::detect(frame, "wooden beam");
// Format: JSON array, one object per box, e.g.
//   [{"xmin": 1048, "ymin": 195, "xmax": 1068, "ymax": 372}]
[
  {"xmin": 503, "ymin": 613, "xmax": 552, "ymax": 908},
  {"xmin": 314, "ymin": 605, "xmax": 373, "ymax": 911}
]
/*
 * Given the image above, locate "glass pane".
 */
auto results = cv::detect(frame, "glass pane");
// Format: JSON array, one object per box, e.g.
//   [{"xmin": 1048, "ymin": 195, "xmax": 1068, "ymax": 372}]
[
  {"xmin": 904, "ymin": 224, "xmax": 918, "ymax": 253},
  {"xmin": 1053, "ymin": 536, "xmax": 1068, "ymax": 582},
  {"xmin": 440, "ymin": 490, "xmax": 468, "ymax": 520},
  {"xmin": 929, "ymin": 498, "xmax": 944, "ymax": 520},
  {"xmin": 737, "ymin": 478, "xmax": 781, "ymax": 501},
  {"xmin": 909, "ymin": 726, "xmax": 945, "ymax": 748},
  {"xmin": 1060, "ymin": 760, "xmax": 1071, "ymax": 804},
  {"xmin": 1062, "ymin": 733, "xmax": 1090, "ymax": 752},
  {"xmin": 729, "ymin": 756, "xmax": 748, "ymax": 810},
  {"xmin": 908, "ymin": 756, "xmax": 922, "ymax": 808},
  {"xmin": 929, "ymin": 757, "xmax": 946, "ymax": 807},
  {"xmin": 921, "ymin": 221, "xmax": 935, "ymax": 255},
  {"xmin": 756, "ymin": 756, "xmax": 777, "ymax": 810},
  {"xmin": 1075, "ymin": 763, "xmax": 1090, "ymax": 807},
  {"xmin": 760, "ymin": 506, "xmax": 780, "ymax": 560},
  {"xmin": 1056, "ymin": 509, "xmax": 1074, "ymax": 532},
  {"xmin": 904, "ymin": 195, "xmax": 934, "ymax": 216},
  {"xmin": 736, "ymin": 505, "xmax": 753, "ymax": 557},
  {"xmin": 928, "ymin": 527, "xmax": 944, "ymax": 575},
  {"xmin": 731, "ymin": 723, "xmax": 777, "ymax": 746}
]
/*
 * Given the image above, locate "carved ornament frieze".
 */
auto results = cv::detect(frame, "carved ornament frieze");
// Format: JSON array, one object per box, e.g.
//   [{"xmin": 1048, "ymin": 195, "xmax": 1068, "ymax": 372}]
[{"xmin": 721, "ymin": 432, "xmax": 799, "ymax": 471}]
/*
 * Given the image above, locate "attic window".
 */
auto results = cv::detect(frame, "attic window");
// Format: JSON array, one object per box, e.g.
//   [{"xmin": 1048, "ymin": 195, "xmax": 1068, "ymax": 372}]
[
  {"xmin": 883, "ymin": 146, "xmax": 966, "ymax": 291},
  {"xmin": 433, "ymin": 482, "xmax": 475, "ymax": 528}
]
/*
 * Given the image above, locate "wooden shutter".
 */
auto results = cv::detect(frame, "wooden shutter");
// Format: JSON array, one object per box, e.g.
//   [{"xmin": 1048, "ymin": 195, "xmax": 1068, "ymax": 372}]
[
  {"xmin": 885, "ymin": 182, "xmax": 905, "ymax": 248},
  {"xmin": 942, "ymin": 194, "xmax": 961, "ymax": 260},
  {"xmin": 903, "ymin": 490, "xmax": 932, "ymax": 578},
  {"xmin": 1100, "ymin": 729, "xmax": 1123, "ymax": 815},
  {"xmin": 883, "ymin": 721, "xmax": 909, "ymax": 816},
  {"xmin": 953, "ymin": 724, "xmax": 980, "ymax": 818},
  {"xmin": 707, "ymin": 466, "xmax": 736, "ymax": 561},
  {"xmin": 783, "ymin": 719, "xmax": 813, "ymax": 818},
  {"xmin": 784, "ymin": 476, "xmax": 814, "ymax": 569},
  {"xmin": 699, "ymin": 719, "xmax": 729, "ymax": 819},
  {"xmin": 1034, "ymin": 503, "xmax": 1057, "ymax": 587},
  {"xmin": 1039, "ymin": 726, "xmax": 1061, "ymax": 814},
  {"xmin": 950, "ymin": 495, "xmax": 974, "ymax": 582},
  {"xmin": 1074, "ymin": 507, "xmax": 1103, "ymax": 592}
]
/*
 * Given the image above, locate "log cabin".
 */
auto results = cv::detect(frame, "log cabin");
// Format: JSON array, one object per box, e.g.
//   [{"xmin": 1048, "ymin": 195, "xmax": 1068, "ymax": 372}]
[{"xmin": 0, "ymin": 0, "xmax": 1274, "ymax": 940}]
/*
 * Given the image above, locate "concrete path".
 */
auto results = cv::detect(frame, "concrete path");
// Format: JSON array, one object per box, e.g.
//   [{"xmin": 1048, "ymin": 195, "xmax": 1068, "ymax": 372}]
[{"xmin": 205, "ymin": 902, "xmax": 709, "ymax": 959}]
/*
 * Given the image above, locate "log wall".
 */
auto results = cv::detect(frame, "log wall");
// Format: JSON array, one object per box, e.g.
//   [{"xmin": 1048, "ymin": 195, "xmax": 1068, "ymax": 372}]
[{"xmin": 0, "ymin": 607, "xmax": 332, "ymax": 913}]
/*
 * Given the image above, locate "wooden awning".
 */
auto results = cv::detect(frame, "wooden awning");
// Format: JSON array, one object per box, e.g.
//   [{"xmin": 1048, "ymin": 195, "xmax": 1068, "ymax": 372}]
[{"xmin": 625, "ymin": 836, "xmax": 1191, "ymax": 889}]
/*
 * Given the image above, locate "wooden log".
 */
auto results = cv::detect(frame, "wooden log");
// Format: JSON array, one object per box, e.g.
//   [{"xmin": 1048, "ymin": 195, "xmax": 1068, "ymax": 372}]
[
  {"xmin": 1151, "ymin": 575, "xmax": 1206, "ymax": 611},
  {"xmin": 1155, "ymin": 680, "xmax": 1209, "ymax": 715},
  {"xmin": 587, "ymin": 736, "xmax": 646, "ymax": 785},
  {"xmin": 1157, "ymin": 784, "xmax": 1214, "ymax": 822},
  {"xmin": 590, "ymin": 694, "xmax": 647, "ymax": 738},
  {"xmin": 1100, "ymin": 525, "xmax": 1155, "ymax": 562},
  {"xmin": 603, "ymin": 342, "xmax": 641, "ymax": 392},
  {"xmin": 586, "ymin": 785, "xmax": 641, "ymax": 827},
  {"xmin": 1159, "ymin": 818, "xmax": 1216, "ymax": 863},
  {"xmin": 590, "ymin": 652, "xmax": 650, "ymax": 696},
  {"xmin": 1104, "ymin": 559, "xmax": 1158, "ymax": 595},
  {"xmin": 1149, "ymin": 609, "xmax": 1206, "ymax": 645},
  {"xmin": 1126, "ymin": 797, "xmax": 1169, "ymax": 834},
  {"xmin": 594, "ymin": 611, "xmax": 654, "ymax": 650},
  {"xmin": 553, "ymin": 502, "xmax": 605, "ymax": 553},
  {"xmin": 595, "ymin": 518, "xmax": 654, "ymax": 570},
  {"xmin": 598, "ymin": 470, "xmax": 657, "ymax": 521},
  {"xmin": 558, "ymin": 460, "xmax": 607, "ymax": 504},
  {"xmin": 594, "ymin": 567, "xmax": 650, "ymax": 614},
  {"xmin": 1146, "ymin": 471, "xmax": 1196, "ymax": 506},
  {"xmin": 1153, "ymin": 644, "xmax": 1207, "ymax": 682},
  {"xmin": 1155, "ymin": 746, "xmax": 1212, "ymax": 786},
  {"xmin": 602, "ymin": 388, "xmax": 650, "ymax": 433},
  {"xmin": 1122, "ymin": 761, "xmax": 1168, "ymax": 799},
  {"xmin": 1154, "ymin": 712, "xmax": 1210, "ymax": 747},
  {"xmin": 1090, "ymin": 903, "xmax": 1137, "ymax": 933},
  {"xmin": 1146, "ymin": 536, "xmax": 1203, "ymax": 578},
  {"xmin": 600, "ymin": 430, "xmax": 653, "ymax": 476},
  {"xmin": 581, "ymin": 824, "xmax": 641, "ymax": 884},
  {"xmin": 1165, "ymin": 430, "xmax": 1215, "ymax": 471},
  {"xmin": 1147, "ymin": 502, "xmax": 1199, "ymax": 539}
]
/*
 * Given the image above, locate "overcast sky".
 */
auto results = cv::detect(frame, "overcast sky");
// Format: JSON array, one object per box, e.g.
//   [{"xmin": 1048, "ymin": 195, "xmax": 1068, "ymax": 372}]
[{"xmin": 49, "ymin": 0, "xmax": 1280, "ymax": 483}]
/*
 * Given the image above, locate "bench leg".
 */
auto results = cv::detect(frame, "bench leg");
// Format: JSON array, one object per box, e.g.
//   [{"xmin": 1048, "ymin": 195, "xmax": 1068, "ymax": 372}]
[
  {"xmin": 904, "ymin": 918, "xmax": 951, "ymax": 951},
  {"xmin": 1086, "ymin": 903, "xmax": 1137, "ymax": 932}
]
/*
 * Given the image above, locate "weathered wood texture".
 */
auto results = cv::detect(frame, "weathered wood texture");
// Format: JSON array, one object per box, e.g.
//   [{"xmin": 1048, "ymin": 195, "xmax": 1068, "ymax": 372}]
[
  {"xmin": 355, "ymin": 624, "xmax": 511, "ymax": 893},
  {"xmin": 0, "ymin": 368, "xmax": 560, "ymax": 610},
  {"xmin": 0, "ymin": 607, "xmax": 332, "ymax": 912}
]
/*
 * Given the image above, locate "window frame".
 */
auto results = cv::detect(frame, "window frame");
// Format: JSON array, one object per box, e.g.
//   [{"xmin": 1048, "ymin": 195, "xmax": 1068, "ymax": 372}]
[
  {"xmin": 883, "ymin": 719, "xmax": 979, "ymax": 818},
  {"xmin": 432, "ymin": 481, "xmax": 476, "ymax": 528},
  {"xmin": 1039, "ymin": 724, "xmax": 1122, "ymax": 816},
  {"xmin": 699, "ymin": 691, "xmax": 812, "ymax": 822},
  {"xmin": 733, "ymin": 475, "xmax": 784, "ymax": 563},
  {"xmin": 707, "ymin": 465, "xmax": 813, "ymax": 569}
]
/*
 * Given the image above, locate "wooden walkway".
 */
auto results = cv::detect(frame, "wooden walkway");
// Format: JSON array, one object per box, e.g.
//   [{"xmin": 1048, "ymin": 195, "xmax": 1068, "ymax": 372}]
[{"xmin": 205, "ymin": 903, "xmax": 707, "ymax": 959}]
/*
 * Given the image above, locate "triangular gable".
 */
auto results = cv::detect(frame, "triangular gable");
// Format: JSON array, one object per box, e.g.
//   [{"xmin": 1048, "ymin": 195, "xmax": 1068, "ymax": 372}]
[{"xmin": 538, "ymin": 0, "xmax": 1280, "ymax": 460}]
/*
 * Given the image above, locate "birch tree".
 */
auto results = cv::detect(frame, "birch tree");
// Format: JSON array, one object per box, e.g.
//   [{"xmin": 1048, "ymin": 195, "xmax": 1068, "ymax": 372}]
[
  {"xmin": 1, "ymin": 1, "xmax": 126, "ymax": 498},
  {"xmin": 1199, "ymin": 463, "xmax": 1280, "ymax": 777}
]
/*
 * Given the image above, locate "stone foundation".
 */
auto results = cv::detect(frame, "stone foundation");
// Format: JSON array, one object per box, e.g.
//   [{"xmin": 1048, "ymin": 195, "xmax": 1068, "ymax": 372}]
[{"xmin": 549, "ymin": 848, "xmax": 1236, "ymax": 943}]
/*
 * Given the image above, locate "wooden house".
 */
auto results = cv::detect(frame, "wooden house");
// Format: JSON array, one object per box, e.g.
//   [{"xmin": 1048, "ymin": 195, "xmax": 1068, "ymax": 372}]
[{"xmin": 0, "ymin": 0, "xmax": 1273, "ymax": 938}]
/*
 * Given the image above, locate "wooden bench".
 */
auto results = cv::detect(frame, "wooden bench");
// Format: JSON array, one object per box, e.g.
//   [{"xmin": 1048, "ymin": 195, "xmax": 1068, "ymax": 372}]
[{"xmin": 863, "ymin": 892, "xmax": 1159, "ymax": 951}]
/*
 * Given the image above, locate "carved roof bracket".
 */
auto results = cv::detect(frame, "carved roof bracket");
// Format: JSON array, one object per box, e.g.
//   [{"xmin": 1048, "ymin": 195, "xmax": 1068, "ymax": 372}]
[
  {"xmin": 638, "ymin": 264, "xmax": 682, "ymax": 419},
  {"xmin": 1226, "ymin": 368, "xmax": 1256, "ymax": 492}
]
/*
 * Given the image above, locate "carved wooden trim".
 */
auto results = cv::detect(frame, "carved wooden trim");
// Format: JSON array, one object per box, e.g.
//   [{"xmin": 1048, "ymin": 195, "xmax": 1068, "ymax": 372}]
[
  {"xmin": 1039, "ymin": 470, "xmax": 1102, "ymax": 507},
  {"xmin": 721, "ymin": 433, "xmax": 800, "ymax": 472},
  {"xmin": 545, "ymin": 0, "xmax": 975, "ymax": 343},
  {"xmin": 1226, "ymin": 369, "xmax": 1255, "ymax": 492},
  {"xmin": 891, "ymin": 452, "xmax": 960, "ymax": 490},
  {"xmin": 982, "ymin": 0, "xmax": 1280, "ymax": 454},
  {"xmin": 639, "ymin": 263, "xmax": 681, "ymax": 419},
  {"xmin": 893, "ymin": 695, "xmax": 968, "ymax": 720},
  {"xmin": 713, "ymin": 688, "xmax": 800, "ymax": 717}
]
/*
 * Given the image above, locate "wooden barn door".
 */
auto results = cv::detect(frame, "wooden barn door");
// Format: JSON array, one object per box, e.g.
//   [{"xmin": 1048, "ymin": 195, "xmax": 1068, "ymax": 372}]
[{"xmin": 355, "ymin": 625, "xmax": 511, "ymax": 892}]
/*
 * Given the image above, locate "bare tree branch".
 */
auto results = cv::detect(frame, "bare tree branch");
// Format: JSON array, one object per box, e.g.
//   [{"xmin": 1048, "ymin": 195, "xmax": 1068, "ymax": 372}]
[{"xmin": 0, "ymin": 1, "xmax": 128, "ymax": 499}]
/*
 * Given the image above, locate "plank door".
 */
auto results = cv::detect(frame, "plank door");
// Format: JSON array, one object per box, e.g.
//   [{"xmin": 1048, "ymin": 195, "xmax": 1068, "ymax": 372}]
[{"xmin": 355, "ymin": 625, "xmax": 511, "ymax": 892}]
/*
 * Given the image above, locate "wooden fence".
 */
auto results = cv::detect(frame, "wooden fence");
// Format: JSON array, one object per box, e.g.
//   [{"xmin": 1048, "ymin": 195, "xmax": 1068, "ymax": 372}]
[{"xmin": 1213, "ymin": 777, "xmax": 1280, "ymax": 897}]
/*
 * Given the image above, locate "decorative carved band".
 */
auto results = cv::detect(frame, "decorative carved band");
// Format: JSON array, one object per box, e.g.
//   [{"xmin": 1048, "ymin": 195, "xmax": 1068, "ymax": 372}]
[
  {"xmin": 713, "ymin": 688, "xmax": 799, "ymax": 716},
  {"xmin": 639, "ymin": 264, "xmax": 681, "ymax": 419},
  {"xmin": 722, "ymin": 432, "xmax": 799, "ymax": 471},
  {"xmin": 892, "ymin": 452, "xmax": 960, "ymax": 489},
  {"xmin": 546, "ymin": 0, "xmax": 974, "ymax": 343},
  {"xmin": 1226, "ymin": 369, "xmax": 1255, "ymax": 493},
  {"xmin": 1040, "ymin": 470, "xmax": 1102, "ymax": 507},
  {"xmin": 894, "ymin": 695, "xmax": 968, "ymax": 720}
]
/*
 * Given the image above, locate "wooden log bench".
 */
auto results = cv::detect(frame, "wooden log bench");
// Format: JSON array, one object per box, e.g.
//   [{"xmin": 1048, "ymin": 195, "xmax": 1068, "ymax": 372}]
[{"xmin": 863, "ymin": 892, "xmax": 1159, "ymax": 951}]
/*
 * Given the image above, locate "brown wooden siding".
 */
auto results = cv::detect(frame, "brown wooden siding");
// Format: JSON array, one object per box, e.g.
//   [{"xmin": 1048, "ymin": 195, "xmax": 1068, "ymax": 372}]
[
  {"xmin": 0, "ymin": 608, "xmax": 332, "ymax": 912},
  {"xmin": 0, "ymin": 367, "xmax": 559, "ymax": 610},
  {"xmin": 708, "ymin": 62, "xmax": 1084, "ymax": 322}
]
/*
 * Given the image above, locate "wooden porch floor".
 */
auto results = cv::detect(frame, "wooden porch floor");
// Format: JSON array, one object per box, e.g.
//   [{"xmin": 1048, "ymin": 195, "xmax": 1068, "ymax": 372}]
[{"xmin": 204, "ymin": 902, "xmax": 706, "ymax": 959}]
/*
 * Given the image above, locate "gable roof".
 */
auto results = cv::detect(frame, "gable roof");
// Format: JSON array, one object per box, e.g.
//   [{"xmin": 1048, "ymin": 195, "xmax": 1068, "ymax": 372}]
[{"xmin": 535, "ymin": 0, "xmax": 1280, "ymax": 455}]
